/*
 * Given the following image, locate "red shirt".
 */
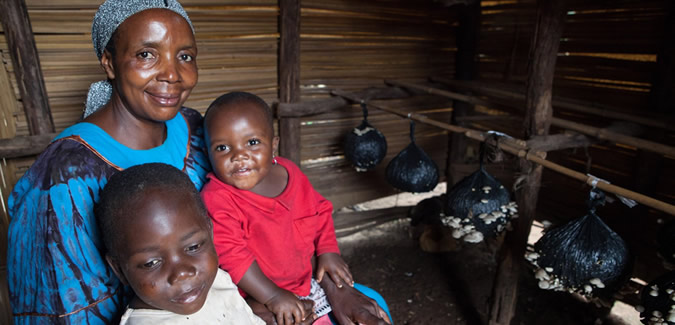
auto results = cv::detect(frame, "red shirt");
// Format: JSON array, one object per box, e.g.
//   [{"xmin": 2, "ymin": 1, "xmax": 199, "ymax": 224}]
[{"xmin": 201, "ymin": 157, "xmax": 340, "ymax": 297}]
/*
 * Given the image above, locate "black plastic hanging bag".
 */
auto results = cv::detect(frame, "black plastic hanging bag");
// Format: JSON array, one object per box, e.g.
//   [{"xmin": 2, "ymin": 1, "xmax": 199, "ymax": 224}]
[
  {"xmin": 385, "ymin": 120, "xmax": 439, "ymax": 193},
  {"xmin": 526, "ymin": 189, "xmax": 631, "ymax": 297},
  {"xmin": 441, "ymin": 137, "xmax": 517, "ymax": 243},
  {"xmin": 344, "ymin": 102, "xmax": 387, "ymax": 172}
]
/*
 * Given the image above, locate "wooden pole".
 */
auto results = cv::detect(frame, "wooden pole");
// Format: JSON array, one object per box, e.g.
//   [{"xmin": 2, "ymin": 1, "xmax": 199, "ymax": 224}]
[
  {"xmin": 447, "ymin": 1, "xmax": 481, "ymax": 187},
  {"xmin": 278, "ymin": 0, "xmax": 301, "ymax": 165},
  {"xmin": 0, "ymin": 0, "xmax": 54, "ymax": 135},
  {"xmin": 490, "ymin": 0, "xmax": 567, "ymax": 323},
  {"xmin": 330, "ymin": 89, "xmax": 675, "ymax": 216},
  {"xmin": 431, "ymin": 77, "xmax": 673, "ymax": 131},
  {"xmin": 387, "ymin": 80, "xmax": 675, "ymax": 157}
]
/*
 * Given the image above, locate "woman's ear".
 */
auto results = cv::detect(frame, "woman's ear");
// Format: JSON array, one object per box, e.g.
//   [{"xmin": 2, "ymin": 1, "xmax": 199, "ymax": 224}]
[
  {"xmin": 100, "ymin": 49, "xmax": 116, "ymax": 80},
  {"xmin": 105, "ymin": 254, "xmax": 128, "ymax": 286}
]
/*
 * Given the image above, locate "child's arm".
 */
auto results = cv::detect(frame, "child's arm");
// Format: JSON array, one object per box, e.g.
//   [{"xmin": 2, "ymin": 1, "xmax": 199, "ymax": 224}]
[
  {"xmin": 316, "ymin": 252, "xmax": 354, "ymax": 288},
  {"xmin": 320, "ymin": 276, "xmax": 391, "ymax": 325},
  {"xmin": 239, "ymin": 261, "xmax": 316, "ymax": 325}
]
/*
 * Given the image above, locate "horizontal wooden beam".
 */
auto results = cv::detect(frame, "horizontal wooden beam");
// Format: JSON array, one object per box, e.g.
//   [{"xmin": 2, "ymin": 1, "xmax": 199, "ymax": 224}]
[
  {"xmin": 526, "ymin": 133, "xmax": 593, "ymax": 152},
  {"xmin": 276, "ymin": 87, "xmax": 410, "ymax": 117},
  {"xmin": 388, "ymin": 79, "xmax": 675, "ymax": 157},
  {"xmin": 0, "ymin": 133, "xmax": 55, "ymax": 158},
  {"xmin": 331, "ymin": 87, "xmax": 675, "ymax": 216},
  {"xmin": 431, "ymin": 77, "xmax": 674, "ymax": 131}
]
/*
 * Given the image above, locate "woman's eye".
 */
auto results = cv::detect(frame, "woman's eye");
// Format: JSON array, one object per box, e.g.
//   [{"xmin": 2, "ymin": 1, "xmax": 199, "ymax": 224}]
[
  {"xmin": 143, "ymin": 259, "xmax": 160, "ymax": 269},
  {"xmin": 180, "ymin": 54, "xmax": 194, "ymax": 62},
  {"xmin": 215, "ymin": 145, "xmax": 229, "ymax": 152},
  {"xmin": 186, "ymin": 243, "xmax": 202, "ymax": 253},
  {"xmin": 137, "ymin": 51, "xmax": 156, "ymax": 60},
  {"xmin": 248, "ymin": 139, "xmax": 261, "ymax": 146}
]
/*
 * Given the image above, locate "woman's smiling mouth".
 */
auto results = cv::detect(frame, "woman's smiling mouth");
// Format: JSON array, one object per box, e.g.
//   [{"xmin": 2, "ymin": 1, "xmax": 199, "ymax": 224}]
[{"xmin": 148, "ymin": 92, "xmax": 181, "ymax": 106}]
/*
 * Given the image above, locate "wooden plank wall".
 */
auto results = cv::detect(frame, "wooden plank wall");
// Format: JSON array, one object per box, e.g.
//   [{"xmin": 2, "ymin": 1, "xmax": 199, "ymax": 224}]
[
  {"xmin": 467, "ymin": 0, "xmax": 675, "ymax": 286},
  {"xmin": 298, "ymin": 0, "xmax": 457, "ymax": 208}
]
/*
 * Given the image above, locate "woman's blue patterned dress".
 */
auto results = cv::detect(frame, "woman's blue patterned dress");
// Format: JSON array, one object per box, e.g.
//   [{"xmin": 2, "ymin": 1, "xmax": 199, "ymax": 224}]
[{"xmin": 7, "ymin": 107, "xmax": 210, "ymax": 324}]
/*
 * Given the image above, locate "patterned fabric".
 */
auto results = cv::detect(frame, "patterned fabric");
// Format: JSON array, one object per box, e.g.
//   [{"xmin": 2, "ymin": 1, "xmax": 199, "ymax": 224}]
[
  {"xmin": 299, "ymin": 278, "xmax": 332, "ymax": 318},
  {"xmin": 7, "ymin": 107, "xmax": 210, "ymax": 325}
]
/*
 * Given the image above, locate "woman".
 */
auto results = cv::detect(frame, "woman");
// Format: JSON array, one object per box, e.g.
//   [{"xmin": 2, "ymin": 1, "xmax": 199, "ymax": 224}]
[
  {"xmin": 7, "ymin": 1, "xmax": 209, "ymax": 323},
  {"xmin": 8, "ymin": 0, "xmax": 391, "ymax": 323}
]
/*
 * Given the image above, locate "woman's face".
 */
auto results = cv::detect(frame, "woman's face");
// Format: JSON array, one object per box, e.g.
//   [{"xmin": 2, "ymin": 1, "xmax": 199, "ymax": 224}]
[{"xmin": 102, "ymin": 9, "xmax": 197, "ymax": 122}]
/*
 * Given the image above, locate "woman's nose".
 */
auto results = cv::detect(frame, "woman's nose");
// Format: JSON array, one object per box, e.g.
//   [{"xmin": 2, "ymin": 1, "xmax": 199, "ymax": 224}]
[
  {"xmin": 157, "ymin": 57, "xmax": 180, "ymax": 83},
  {"xmin": 168, "ymin": 262, "xmax": 197, "ymax": 285}
]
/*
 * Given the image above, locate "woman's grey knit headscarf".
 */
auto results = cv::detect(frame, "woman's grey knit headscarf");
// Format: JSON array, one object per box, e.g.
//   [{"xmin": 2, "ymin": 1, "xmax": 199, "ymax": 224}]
[{"xmin": 84, "ymin": 0, "xmax": 194, "ymax": 118}]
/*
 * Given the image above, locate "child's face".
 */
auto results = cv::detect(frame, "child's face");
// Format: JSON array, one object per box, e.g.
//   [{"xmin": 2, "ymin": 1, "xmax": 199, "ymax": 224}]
[
  {"xmin": 107, "ymin": 187, "xmax": 217, "ymax": 315},
  {"xmin": 205, "ymin": 102, "xmax": 279, "ymax": 193}
]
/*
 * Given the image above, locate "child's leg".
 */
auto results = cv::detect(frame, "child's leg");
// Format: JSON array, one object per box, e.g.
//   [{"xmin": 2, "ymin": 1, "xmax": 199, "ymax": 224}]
[{"xmin": 326, "ymin": 283, "xmax": 393, "ymax": 325}]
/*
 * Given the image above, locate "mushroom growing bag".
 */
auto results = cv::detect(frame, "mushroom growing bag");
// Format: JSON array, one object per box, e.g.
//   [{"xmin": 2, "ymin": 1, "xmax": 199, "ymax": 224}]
[
  {"xmin": 441, "ymin": 140, "xmax": 517, "ymax": 243},
  {"xmin": 526, "ymin": 189, "xmax": 631, "ymax": 297},
  {"xmin": 344, "ymin": 103, "xmax": 387, "ymax": 172},
  {"xmin": 385, "ymin": 120, "xmax": 438, "ymax": 193}
]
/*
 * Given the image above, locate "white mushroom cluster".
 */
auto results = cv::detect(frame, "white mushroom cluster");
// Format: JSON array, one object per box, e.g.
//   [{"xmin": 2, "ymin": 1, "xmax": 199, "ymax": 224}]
[
  {"xmin": 636, "ymin": 284, "xmax": 675, "ymax": 325},
  {"xmin": 525, "ymin": 248, "xmax": 607, "ymax": 297},
  {"xmin": 441, "ymin": 199, "xmax": 518, "ymax": 244}
]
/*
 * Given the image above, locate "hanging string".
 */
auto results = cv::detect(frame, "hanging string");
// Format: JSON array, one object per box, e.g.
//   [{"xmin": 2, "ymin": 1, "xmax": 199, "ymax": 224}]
[
  {"xmin": 409, "ymin": 119, "xmax": 416, "ymax": 143},
  {"xmin": 360, "ymin": 102, "xmax": 369, "ymax": 123}
]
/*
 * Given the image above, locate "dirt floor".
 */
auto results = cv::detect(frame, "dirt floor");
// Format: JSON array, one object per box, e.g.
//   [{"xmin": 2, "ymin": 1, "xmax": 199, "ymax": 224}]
[{"xmin": 336, "ymin": 187, "xmax": 642, "ymax": 325}]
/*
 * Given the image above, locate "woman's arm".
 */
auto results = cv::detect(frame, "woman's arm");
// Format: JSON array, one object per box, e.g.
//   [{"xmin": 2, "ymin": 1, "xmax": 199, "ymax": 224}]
[{"xmin": 320, "ymin": 276, "xmax": 391, "ymax": 325}]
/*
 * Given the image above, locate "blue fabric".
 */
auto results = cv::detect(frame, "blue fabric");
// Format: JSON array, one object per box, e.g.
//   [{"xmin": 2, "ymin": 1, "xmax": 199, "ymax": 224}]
[
  {"xmin": 7, "ymin": 108, "xmax": 210, "ymax": 324},
  {"xmin": 328, "ymin": 283, "xmax": 393, "ymax": 325}
]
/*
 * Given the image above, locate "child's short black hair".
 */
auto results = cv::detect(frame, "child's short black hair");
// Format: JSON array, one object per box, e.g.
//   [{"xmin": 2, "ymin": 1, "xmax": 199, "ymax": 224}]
[
  {"xmin": 95, "ymin": 162, "xmax": 208, "ymax": 258},
  {"xmin": 204, "ymin": 91, "xmax": 274, "ymax": 133}
]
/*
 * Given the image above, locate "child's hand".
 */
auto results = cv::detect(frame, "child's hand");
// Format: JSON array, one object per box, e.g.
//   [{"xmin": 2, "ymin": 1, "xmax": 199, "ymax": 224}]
[
  {"xmin": 316, "ymin": 253, "xmax": 354, "ymax": 289},
  {"xmin": 264, "ymin": 289, "xmax": 316, "ymax": 325}
]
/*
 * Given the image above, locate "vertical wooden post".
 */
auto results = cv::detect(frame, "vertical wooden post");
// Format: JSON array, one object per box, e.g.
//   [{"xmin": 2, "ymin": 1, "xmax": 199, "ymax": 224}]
[
  {"xmin": 488, "ymin": 0, "xmax": 567, "ymax": 324},
  {"xmin": 278, "ymin": 0, "xmax": 301, "ymax": 165},
  {"xmin": 633, "ymin": 1, "xmax": 674, "ymax": 198},
  {"xmin": 0, "ymin": 0, "xmax": 54, "ymax": 135},
  {"xmin": 446, "ymin": 1, "xmax": 480, "ymax": 185}
]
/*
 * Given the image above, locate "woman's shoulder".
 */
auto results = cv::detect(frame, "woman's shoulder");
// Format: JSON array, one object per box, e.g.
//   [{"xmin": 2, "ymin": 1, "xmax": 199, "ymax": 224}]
[
  {"xmin": 179, "ymin": 107, "xmax": 204, "ymax": 129},
  {"xmin": 23, "ymin": 138, "xmax": 112, "ymax": 185}
]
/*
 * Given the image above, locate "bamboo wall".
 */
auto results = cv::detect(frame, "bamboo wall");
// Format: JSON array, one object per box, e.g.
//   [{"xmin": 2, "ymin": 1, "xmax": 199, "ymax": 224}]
[
  {"xmin": 0, "ymin": 0, "xmax": 456, "ymax": 321},
  {"xmin": 1, "ymin": 0, "xmax": 674, "ymax": 320},
  {"xmin": 466, "ymin": 0, "xmax": 675, "ymax": 287},
  {"xmin": 297, "ymin": 0, "xmax": 456, "ymax": 207}
]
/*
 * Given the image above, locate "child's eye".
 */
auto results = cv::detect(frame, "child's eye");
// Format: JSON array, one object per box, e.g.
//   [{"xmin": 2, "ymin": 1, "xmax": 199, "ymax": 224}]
[
  {"xmin": 180, "ymin": 54, "xmax": 193, "ymax": 62},
  {"xmin": 214, "ymin": 144, "xmax": 229, "ymax": 152},
  {"xmin": 143, "ymin": 259, "xmax": 161, "ymax": 269},
  {"xmin": 186, "ymin": 242, "xmax": 203, "ymax": 253},
  {"xmin": 248, "ymin": 139, "xmax": 261, "ymax": 146}
]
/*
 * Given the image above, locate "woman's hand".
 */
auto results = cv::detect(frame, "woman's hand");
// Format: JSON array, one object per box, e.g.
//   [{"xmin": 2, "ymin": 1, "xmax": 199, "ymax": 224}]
[
  {"xmin": 316, "ymin": 253, "xmax": 354, "ymax": 289},
  {"xmin": 246, "ymin": 297, "xmax": 276, "ymax": 325},
  {"xmin": 320, "ymin": 276, "xmax": 390, "ymax": 325},
  {"xmin": 264, "ymin": 289, "xmax": 316, "ymax": 325}
]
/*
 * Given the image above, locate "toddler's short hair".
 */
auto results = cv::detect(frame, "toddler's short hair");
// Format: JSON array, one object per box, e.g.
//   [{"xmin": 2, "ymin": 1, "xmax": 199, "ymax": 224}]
[
  {"xmin": 204, "ymin": 91, "xmax": 274, "ymax": 133},
  {"xmin": 95, "ymin": 163, "xmax": 208, "ymax": 258}
]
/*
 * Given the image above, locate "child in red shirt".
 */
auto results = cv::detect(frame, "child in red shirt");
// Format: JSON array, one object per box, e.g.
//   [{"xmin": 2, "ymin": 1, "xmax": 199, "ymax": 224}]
[{"xmin": 200, "ymin": 92, "xmax": 391, "ymax": 325}]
